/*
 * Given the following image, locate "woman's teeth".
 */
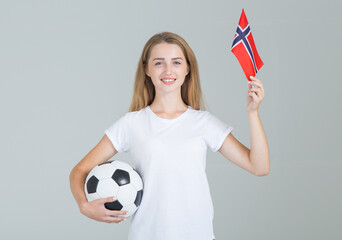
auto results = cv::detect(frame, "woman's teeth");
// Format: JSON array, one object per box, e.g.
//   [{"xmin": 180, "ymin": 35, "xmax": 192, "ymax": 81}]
[{"xmin": 161, "ymin": 79, "xmax": 176, "ymax": 82}]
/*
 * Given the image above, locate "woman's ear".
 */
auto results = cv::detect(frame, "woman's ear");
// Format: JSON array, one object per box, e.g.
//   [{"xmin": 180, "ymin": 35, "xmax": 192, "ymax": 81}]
[{"xmin": 145, "ymin": 65, "xmax": 150, "ymax": 77}]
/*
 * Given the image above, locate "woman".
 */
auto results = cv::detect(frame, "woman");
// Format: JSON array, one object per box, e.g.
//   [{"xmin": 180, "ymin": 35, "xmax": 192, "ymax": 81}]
[{"xmin": 69, "ymin": 31, "xmax": 270, "ymax": 240}]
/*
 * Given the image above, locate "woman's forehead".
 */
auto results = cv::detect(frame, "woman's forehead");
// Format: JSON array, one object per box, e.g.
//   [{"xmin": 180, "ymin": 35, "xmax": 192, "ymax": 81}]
[{"xmin": 150, "ymin": 43, "xmax": 185, "ymax": 59}]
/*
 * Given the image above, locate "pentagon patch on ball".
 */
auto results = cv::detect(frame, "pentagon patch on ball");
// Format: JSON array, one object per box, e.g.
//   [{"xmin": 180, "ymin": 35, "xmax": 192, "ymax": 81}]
[{"xmin": 84, "ymin": 160, "xmax": 143, "ymax": 218}]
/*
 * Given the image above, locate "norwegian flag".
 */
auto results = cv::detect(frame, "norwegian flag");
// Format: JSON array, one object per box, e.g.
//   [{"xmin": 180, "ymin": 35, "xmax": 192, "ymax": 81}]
[{"xmin": 231, "ymin": 9, "xmax": 263, "ymax": 81}]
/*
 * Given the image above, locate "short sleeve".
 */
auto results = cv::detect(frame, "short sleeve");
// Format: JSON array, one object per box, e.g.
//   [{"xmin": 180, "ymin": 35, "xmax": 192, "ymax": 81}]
[
  {"xmin": 204, "ymin": 112, "xmax": 234, "ymax": 152},
  {"xmin": 104, "ymin": 113, "xmax": 130, "ymax": 153}
]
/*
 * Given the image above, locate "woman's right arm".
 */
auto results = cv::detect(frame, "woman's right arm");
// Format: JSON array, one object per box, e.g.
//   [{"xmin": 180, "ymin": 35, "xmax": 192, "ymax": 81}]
[{"xmin": 69, "ymin": 134, "xmax": 127, "ymax": 223}]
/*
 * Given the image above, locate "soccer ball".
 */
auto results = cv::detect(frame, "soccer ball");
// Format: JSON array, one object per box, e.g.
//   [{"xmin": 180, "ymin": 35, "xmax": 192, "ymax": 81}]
[{"xmin": 84, "ymin": 160, "xmax": 143, "ymax": 218}]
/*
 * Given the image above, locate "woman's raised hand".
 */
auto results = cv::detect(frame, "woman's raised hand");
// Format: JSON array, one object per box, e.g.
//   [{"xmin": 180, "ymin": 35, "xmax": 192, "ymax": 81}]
[
  {"xmin": 80, "ymin": 196, "xmax": 127, "ymax": 224},
  {"xmin": 247, "ymin": 76, "xmax": 265, "ymax": 113}
]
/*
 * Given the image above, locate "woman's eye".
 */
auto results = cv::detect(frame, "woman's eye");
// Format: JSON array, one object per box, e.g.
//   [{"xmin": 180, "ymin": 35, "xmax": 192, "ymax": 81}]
[
  {"xmin": 155, "ymin": 62, "xmax": 162, "ymax": 66},
  {"xmin": 174, "ymin": 61, "xmax": 181, "ymax": 65}
]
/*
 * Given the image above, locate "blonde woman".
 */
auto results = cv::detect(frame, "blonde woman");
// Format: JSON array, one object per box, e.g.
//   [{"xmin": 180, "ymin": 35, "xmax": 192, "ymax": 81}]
[{"xmin": 70, "ymin": 31, "xmax": 270, "ymax": 240}]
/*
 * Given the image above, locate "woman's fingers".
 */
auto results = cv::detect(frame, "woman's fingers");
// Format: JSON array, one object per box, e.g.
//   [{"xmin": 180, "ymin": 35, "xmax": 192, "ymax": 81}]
[
  {"xmin": 249, "ymin": 87, "xmax": 261, "ymax": 94},
  {"xmin": 103, "ymin": 216, "xmax": 125, "ymax": 223},
  {"xmin": 104, "ymin": 211, "xmax": 126, "ymax": 224},
  {"xmin": 248, "ymin": 77, "xmax": 264, "ymax": 96},
  {"xmin": 250, "ymin": 76, "xmax": 261, "ymax": 82},
  {"xmin": 107, "ymin": 210, "xmax": 128, "ymax": 217},
  {"xmin": 107, "ymin": 209, "xmax": 127, "ymax": 224},
  {"xmin": 248, "ymin": 80, "xmax": 263, "ymax": 89},
  {"xmin": 247, "ymin": 76, "xmax": 265, "ymax": 112},
  {"xmin": 101, "ymin": 196, "xmax": 116, "ymax": 203},
  {"xmin": 93, "ymin": 197, "xmax": 128, "ymax": 223}
]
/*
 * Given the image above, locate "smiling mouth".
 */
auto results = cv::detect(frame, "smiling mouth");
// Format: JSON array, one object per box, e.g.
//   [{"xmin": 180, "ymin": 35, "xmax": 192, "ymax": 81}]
[{"xmin": 160, "ymin": 78, "xmax": 176, "ymax": 82}]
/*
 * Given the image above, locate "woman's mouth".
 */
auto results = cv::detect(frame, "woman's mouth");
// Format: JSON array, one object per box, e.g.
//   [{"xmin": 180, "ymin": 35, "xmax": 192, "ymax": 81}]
[{"xmin": 161, "ymin": 78, "xmax": 176, "ymax": 85}]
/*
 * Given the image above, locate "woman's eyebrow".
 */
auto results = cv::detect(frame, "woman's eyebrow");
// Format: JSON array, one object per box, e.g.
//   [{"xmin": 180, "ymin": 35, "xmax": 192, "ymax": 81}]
[{"xmin": 152, "ymin": 57, "xmax": 184, "ymax": 61}]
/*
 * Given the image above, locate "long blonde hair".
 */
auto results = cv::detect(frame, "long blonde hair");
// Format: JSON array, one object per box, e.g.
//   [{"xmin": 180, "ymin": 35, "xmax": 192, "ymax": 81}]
[{"xmin": 128, "ymin": 32, "xmax": 208, "ymax": 112}]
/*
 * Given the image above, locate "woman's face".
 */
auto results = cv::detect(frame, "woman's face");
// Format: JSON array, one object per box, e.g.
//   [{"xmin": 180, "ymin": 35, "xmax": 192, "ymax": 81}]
[{"xmin": 145, "ymin": 43, "xmax": 189, "ymax": 93}]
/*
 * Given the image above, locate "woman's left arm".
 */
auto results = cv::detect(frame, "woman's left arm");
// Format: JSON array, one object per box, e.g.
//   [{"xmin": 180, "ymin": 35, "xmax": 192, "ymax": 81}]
[
  {"xmin": 218, "ymin": 76, "xmax": 270, "ymax": 176},
  {"xmin": 246, "ymin": 76, "xmax": 270, "ymax": 176}
]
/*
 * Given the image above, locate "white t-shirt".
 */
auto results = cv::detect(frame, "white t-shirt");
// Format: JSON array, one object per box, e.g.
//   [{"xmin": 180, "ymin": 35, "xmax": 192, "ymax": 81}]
[{"xmin": 105, "ymin": 105, "xmax": 233, "ymax": 240}]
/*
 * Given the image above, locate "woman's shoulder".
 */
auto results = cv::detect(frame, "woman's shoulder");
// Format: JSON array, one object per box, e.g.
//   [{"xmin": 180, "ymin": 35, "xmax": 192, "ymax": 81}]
[
  {"xmin": 188, "ymin": 106, "xmax": 211, "ymax": 118},
  {"xmin": 124, "ymin": 106, "xmax": 148, "ymax": 118},
  {"xmin": 189, "ymin": 107, "xmax": 227, "ymax": 125}
]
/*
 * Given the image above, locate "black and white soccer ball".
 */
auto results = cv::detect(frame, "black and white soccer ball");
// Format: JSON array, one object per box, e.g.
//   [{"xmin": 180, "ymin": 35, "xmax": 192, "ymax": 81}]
[{"xmin": 84, "ymin": 160, "xmax": 143, "ymax": 218}]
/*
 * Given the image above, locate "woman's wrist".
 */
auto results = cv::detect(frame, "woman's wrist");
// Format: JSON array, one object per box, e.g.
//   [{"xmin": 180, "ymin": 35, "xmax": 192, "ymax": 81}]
[{"xmin": 247, "ymin": 109, "xmax": 259, "ymax": 116}]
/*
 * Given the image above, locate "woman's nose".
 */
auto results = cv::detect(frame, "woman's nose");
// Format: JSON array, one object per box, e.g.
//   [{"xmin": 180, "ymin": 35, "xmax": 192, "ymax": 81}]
[{"xmin": 164, "ymin": 63, "xmax": 173, "ymax": 74}]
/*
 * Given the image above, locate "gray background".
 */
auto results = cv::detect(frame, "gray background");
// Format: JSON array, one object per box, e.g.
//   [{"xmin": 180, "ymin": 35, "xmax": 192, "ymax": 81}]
[{"xmin": 1, "ymin": 0, "xmax": 341, "ymax": 239}]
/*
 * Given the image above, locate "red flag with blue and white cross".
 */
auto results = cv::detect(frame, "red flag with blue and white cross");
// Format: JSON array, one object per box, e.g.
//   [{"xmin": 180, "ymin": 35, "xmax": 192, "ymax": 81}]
[{"xmin": 231, "ymin": 9, "xmax": 264, "ymax": 81}]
